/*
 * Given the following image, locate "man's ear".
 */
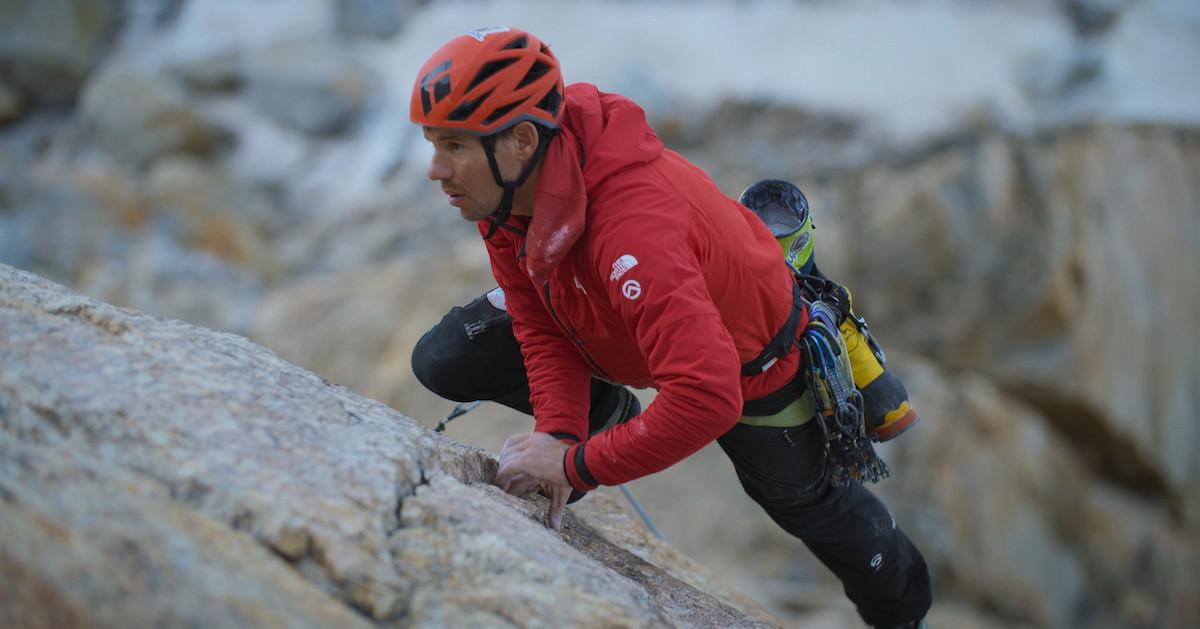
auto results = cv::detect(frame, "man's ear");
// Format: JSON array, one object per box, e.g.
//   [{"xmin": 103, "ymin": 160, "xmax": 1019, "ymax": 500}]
[{"xmin": 511, "ymin": 121, "xmax": 540, "ymax": 159}]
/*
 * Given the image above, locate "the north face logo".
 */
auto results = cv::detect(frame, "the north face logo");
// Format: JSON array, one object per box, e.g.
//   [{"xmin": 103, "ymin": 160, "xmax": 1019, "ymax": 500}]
[
  {"xmin": 610, "ymin": 254, "xmax": 639, "ymax": 281},
  {"xmin": 622, "ymin": 280, "xmax": 642, "ymax": 300},
  {"xmin": 465, "ymin": 26, "xmax": 511, "ymax": 42}
]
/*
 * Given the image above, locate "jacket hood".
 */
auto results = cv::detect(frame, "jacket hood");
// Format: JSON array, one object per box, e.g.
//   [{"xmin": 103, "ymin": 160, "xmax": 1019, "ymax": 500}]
[
  {"xmin": 521, "ymin": 83, "xmax": 664, "ymax": 284},
  {"xmin": 561, "ymin": 83, "xmax": 664, "ymax": 188}
]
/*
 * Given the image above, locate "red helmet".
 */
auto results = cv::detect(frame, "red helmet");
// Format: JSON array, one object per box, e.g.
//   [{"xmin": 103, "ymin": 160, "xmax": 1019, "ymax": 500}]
[{"xmin": 410, "ymin": 27, "xmax": 564, "ymax": 135}]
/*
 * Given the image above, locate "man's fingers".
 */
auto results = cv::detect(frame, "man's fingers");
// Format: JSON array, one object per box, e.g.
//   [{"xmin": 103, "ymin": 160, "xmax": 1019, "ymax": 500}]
[
  {"xmin": 500, "ymin": 470, "xmax": 531, "ymax": 495},
  {"xmin": 509, "ymin": 476, "xmax": 539, "ymax": 497},
  {"xmin": 500, "ymin": 433, "xmax": 528, "ymax": 455},
  {"xmin": 496, "ymin": 464, "xmax": 522, "ymax": 493},
  {"xmin": 496, "ymin": 436, "xmax": 529, "ymax": 488},
  {"xmin": 547, "ymin": 484, "xmax": 569, "ymax": 531},
  {"xmin": 496, "ymin": 472, "xmax": 510, "ymax": 493},
  {"xmin": 498, "ymin": 443, "xmax": 521, "ymax": 468},
  {"xmin": 495, "ymin": 432, "xmax": 572, "ymax": 509}
]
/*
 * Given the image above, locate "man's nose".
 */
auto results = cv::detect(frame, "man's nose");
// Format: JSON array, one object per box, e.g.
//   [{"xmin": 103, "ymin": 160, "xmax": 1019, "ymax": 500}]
[{"xmin": 427, "ymin": 155, "xmax": 451, "ymax": 181}]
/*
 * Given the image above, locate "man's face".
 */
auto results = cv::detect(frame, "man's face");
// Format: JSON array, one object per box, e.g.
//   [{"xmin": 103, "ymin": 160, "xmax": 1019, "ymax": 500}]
[{"xmin": 423, "ymin": 127, "xmax": 508, "ymax": 222}]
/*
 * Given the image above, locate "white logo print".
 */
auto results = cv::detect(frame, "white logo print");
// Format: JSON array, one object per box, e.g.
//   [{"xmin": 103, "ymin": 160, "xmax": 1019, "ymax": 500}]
[
  {"xmin": 622, "ymin": 280, "xmax": 642, "ymax": 300},
  {"xmin": 869, "ymin": 553, "xmax": 883, "ymax": 572},
  {"xmin": 465, "ymin": 26, "xmax": 511, "ymax": 42},
  {"xmin": 610, "ymin": 254, "xmax": 639, "ymax": 281},
  {"xmin": 485, "ymin": 287, "xmax": 507, "ymax": 312}
]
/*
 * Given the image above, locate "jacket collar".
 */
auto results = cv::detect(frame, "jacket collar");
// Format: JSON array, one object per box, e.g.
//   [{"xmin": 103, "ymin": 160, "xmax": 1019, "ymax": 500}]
[
  {"xmin": 522, "ymin": 125, "xmax": 587, "ymax": 285},
  {"xmin": 489, "ymin": 83, "xmax": 664, "ymax": 286}
]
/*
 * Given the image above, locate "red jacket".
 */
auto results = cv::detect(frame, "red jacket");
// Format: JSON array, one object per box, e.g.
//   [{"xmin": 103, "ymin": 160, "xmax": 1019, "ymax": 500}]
[{"xmin": 483, "ymin": 83, "xmax": 807, "ymax": 490}]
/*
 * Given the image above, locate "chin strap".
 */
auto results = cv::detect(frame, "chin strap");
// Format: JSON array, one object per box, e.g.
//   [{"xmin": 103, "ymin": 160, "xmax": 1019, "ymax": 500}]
[{"xmin": 480, "ymin": 126, "xmax": 558, "ymax": 240}]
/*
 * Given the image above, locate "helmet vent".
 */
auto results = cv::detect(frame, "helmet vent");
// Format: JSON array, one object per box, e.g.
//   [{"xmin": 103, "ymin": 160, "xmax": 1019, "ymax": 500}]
[
  {"xmin": 469, "ymin": 58, "xmax": 518, "ymax": 92},
  {"xmin": 517, "ymin": 61, "xmax": 552, "ymax": 89},
  {"xmin": 418, "ymin": 60, "xmax": 453, "ymax": 113},
  {"xmin": 447, "ymin": 88, "xmax": 493, "ymax": 121},
  {"xmin": 484, "ymin": 101, "xmax": 521, "ymax": 125},
  {"xmin": 432, "ymin": 75, "xmax": 451, "ymax": 102},
  {"xmin": 501, "ymin": 35, "xmax": 528, "ymax": 50},
  {"xmin": 536, "ymin": 86, "xmax": 561, "ymax": 117}
]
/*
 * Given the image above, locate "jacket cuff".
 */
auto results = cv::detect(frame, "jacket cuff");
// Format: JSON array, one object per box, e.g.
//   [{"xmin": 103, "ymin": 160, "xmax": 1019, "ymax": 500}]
[
  {"xmin": 548, "ymin": 431, "xmax": 581, "ymax": 444},
  {"xmin": 563, "ymin": 442, "xmax": 599, "ymax": 492}
]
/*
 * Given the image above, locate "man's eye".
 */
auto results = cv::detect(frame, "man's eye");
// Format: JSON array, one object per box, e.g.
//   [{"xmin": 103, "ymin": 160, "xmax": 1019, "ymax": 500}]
[{"xmin": 447, "ymin": 142, "xmax": 463, "ymax": 152}]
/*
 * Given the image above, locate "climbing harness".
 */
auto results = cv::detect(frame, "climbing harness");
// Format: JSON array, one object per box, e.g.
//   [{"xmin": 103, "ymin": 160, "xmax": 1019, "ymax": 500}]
[
  {"xmin": 799, "ymin": 295, "xmax": 889, "ymax": 485},
  {"xmin": 740, "ymin": 178, "xmax": 891, "ymax": 485}
]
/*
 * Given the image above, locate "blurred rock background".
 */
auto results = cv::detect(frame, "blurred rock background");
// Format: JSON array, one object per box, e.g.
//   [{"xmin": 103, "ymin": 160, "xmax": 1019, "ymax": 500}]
[{"xmin": 1, "ymin": 0, "xmax": 1197, "ymax": 627}]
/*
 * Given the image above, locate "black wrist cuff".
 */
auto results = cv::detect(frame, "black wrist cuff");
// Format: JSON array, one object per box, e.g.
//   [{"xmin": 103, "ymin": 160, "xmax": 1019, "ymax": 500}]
[
  {"xmin": 574, "ymin": 443, "xmax": 598, "ymax": 488},
  {"xmin": 548, "ymin": 431, "xmax": 581, "ymax": 444}
]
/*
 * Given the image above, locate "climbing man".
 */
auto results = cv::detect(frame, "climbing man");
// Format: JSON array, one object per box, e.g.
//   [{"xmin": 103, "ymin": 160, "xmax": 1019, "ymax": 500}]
[{"xmin": 408, "ymin": 27, "xmax": 931, "ymax": 628}]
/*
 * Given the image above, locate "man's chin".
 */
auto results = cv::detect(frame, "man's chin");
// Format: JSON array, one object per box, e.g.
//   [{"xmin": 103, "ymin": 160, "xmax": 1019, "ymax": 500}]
[{"xmin": 459, "ymin": 208, "xmax": 483, "ymax": 221}]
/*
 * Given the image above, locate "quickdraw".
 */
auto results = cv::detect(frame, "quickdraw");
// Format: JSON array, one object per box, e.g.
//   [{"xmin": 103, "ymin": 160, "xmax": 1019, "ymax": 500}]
[{"xmin": 798, "ymin": 288, "xmax": 889, "ymax": 486}]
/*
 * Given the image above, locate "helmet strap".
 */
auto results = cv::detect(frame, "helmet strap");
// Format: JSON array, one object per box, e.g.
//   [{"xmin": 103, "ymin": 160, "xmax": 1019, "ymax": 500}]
[{"xmin": 480, "ymin": 126, "xmax": 558, "ymax": 240}]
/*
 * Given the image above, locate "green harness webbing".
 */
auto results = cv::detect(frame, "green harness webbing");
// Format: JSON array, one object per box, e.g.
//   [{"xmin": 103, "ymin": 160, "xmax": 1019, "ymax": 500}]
[
  {"xmin": 739, "ymin": 391, "xmax": 815, "ymax": 428},
  {"xmin": 737, "ymin": 284, "xmax": 890, "ymax": 486}
]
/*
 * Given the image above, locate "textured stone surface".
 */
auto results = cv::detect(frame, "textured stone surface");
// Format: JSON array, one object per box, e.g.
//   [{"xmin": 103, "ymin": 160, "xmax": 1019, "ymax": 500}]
[
  {"xmin": 0, "ymin": 0, "xmax": 121, "ymax": 105},
  {"xmin": 0, "ymin": 436, "xmax": 375, "ymax": 629},
  {"xmin": 0, "ymin": 264, "xmax": 776, "ymax": 628},
  {"xmin": 335, "ymin": 0, "xmax": 416, "ymax": 39},
  {"xmin": 80, "ymin": 63, "xmax": 233, "ymax": 167},
  {"xmin": 2, "ymin": 2, "xmax": 1198, "ymax": 626},
  {"xmin": 808, "ymin": 127, "xmax": 1200, "ymax": 521},
  {"xmin": 242, "ymin": 39, "xmax": 371, "ymax": 136},
  {"xmin": 0, "ymin": 79, "xmax": 24, "ymax": 126}
]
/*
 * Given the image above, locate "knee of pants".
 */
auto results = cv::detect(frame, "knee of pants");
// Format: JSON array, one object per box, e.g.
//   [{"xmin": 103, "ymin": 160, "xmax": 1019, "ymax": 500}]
[{"xmin": 410, "ymin": 321, "xmax": 475, "ymax": 403}]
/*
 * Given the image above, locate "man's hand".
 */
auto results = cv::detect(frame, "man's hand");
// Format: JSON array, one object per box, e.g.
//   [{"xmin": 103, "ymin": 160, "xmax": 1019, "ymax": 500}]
[{"xmin": 496, "ymin": 432, "xmax": 573, "ymax": 530}]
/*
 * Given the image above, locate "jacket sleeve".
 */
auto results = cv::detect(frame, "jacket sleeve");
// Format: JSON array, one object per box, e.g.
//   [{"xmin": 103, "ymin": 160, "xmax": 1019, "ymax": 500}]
[
  {"xmin": 482, "ymin": 227, "xmax": 593, "ymax": 442},
  {"xmin": 562, "ymin": 196, "xmax": 744, "ymax": 491}
]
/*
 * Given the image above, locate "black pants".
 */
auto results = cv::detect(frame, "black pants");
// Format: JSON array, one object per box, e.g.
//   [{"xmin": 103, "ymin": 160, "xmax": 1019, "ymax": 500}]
[
  {"xmin": 412, "ymin": 293, "xmax": 931, "ymax": 627},
  {"xmin": 718, "ymin": 422, "xmax": 931, "ymax": 626},
  {"xmin": 411, "ymin": 291, "xmax": 629, "ymax": 431}
]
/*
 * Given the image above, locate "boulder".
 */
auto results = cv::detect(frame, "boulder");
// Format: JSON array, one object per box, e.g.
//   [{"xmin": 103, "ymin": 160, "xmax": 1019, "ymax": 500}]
[
  {"xmin": 0, "ymin": 264, "xmax": 778, "ymax": 628},
  {"xmin": 0, "ymin": 0, "xmax": 122, "ymax": 106},
  {"xmin": 809, "ymin": 126, "xmax": 1200, "ymax": 522},
  {"xmin": 79, "ymin": 63, "xmax": 233, "ymax": 167},
  {"xmin": 0, "ymin": 155, "xmax": 270, "ymax": 335},
  {"xmin": 74, "ymin": 226, "xmax": 264, "ymax": 337},
  {"xmin": 141, "ymin": 156, "xmax": 277, "ymax": 270},
  {"xmin": 875, "ymin": 354, "xmax": 1199, "ymax": 629},
  {"xmin": 335, "ymin": 0, "xmax": 418, "ymax": 40},
  {"xmin": 0, "ymin": 79, "xmax": 24, "ymax": 126},
  {"xmin": 0, "ymin": 160, "xmax": 144, "ymax": 284},
  {"xmin": 251, "ymin": 243, "xmax": 493, "ymax": 407},
  {"xmin": 242, "ymin": 38, "xmax": 371, "ymax": 136}
]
